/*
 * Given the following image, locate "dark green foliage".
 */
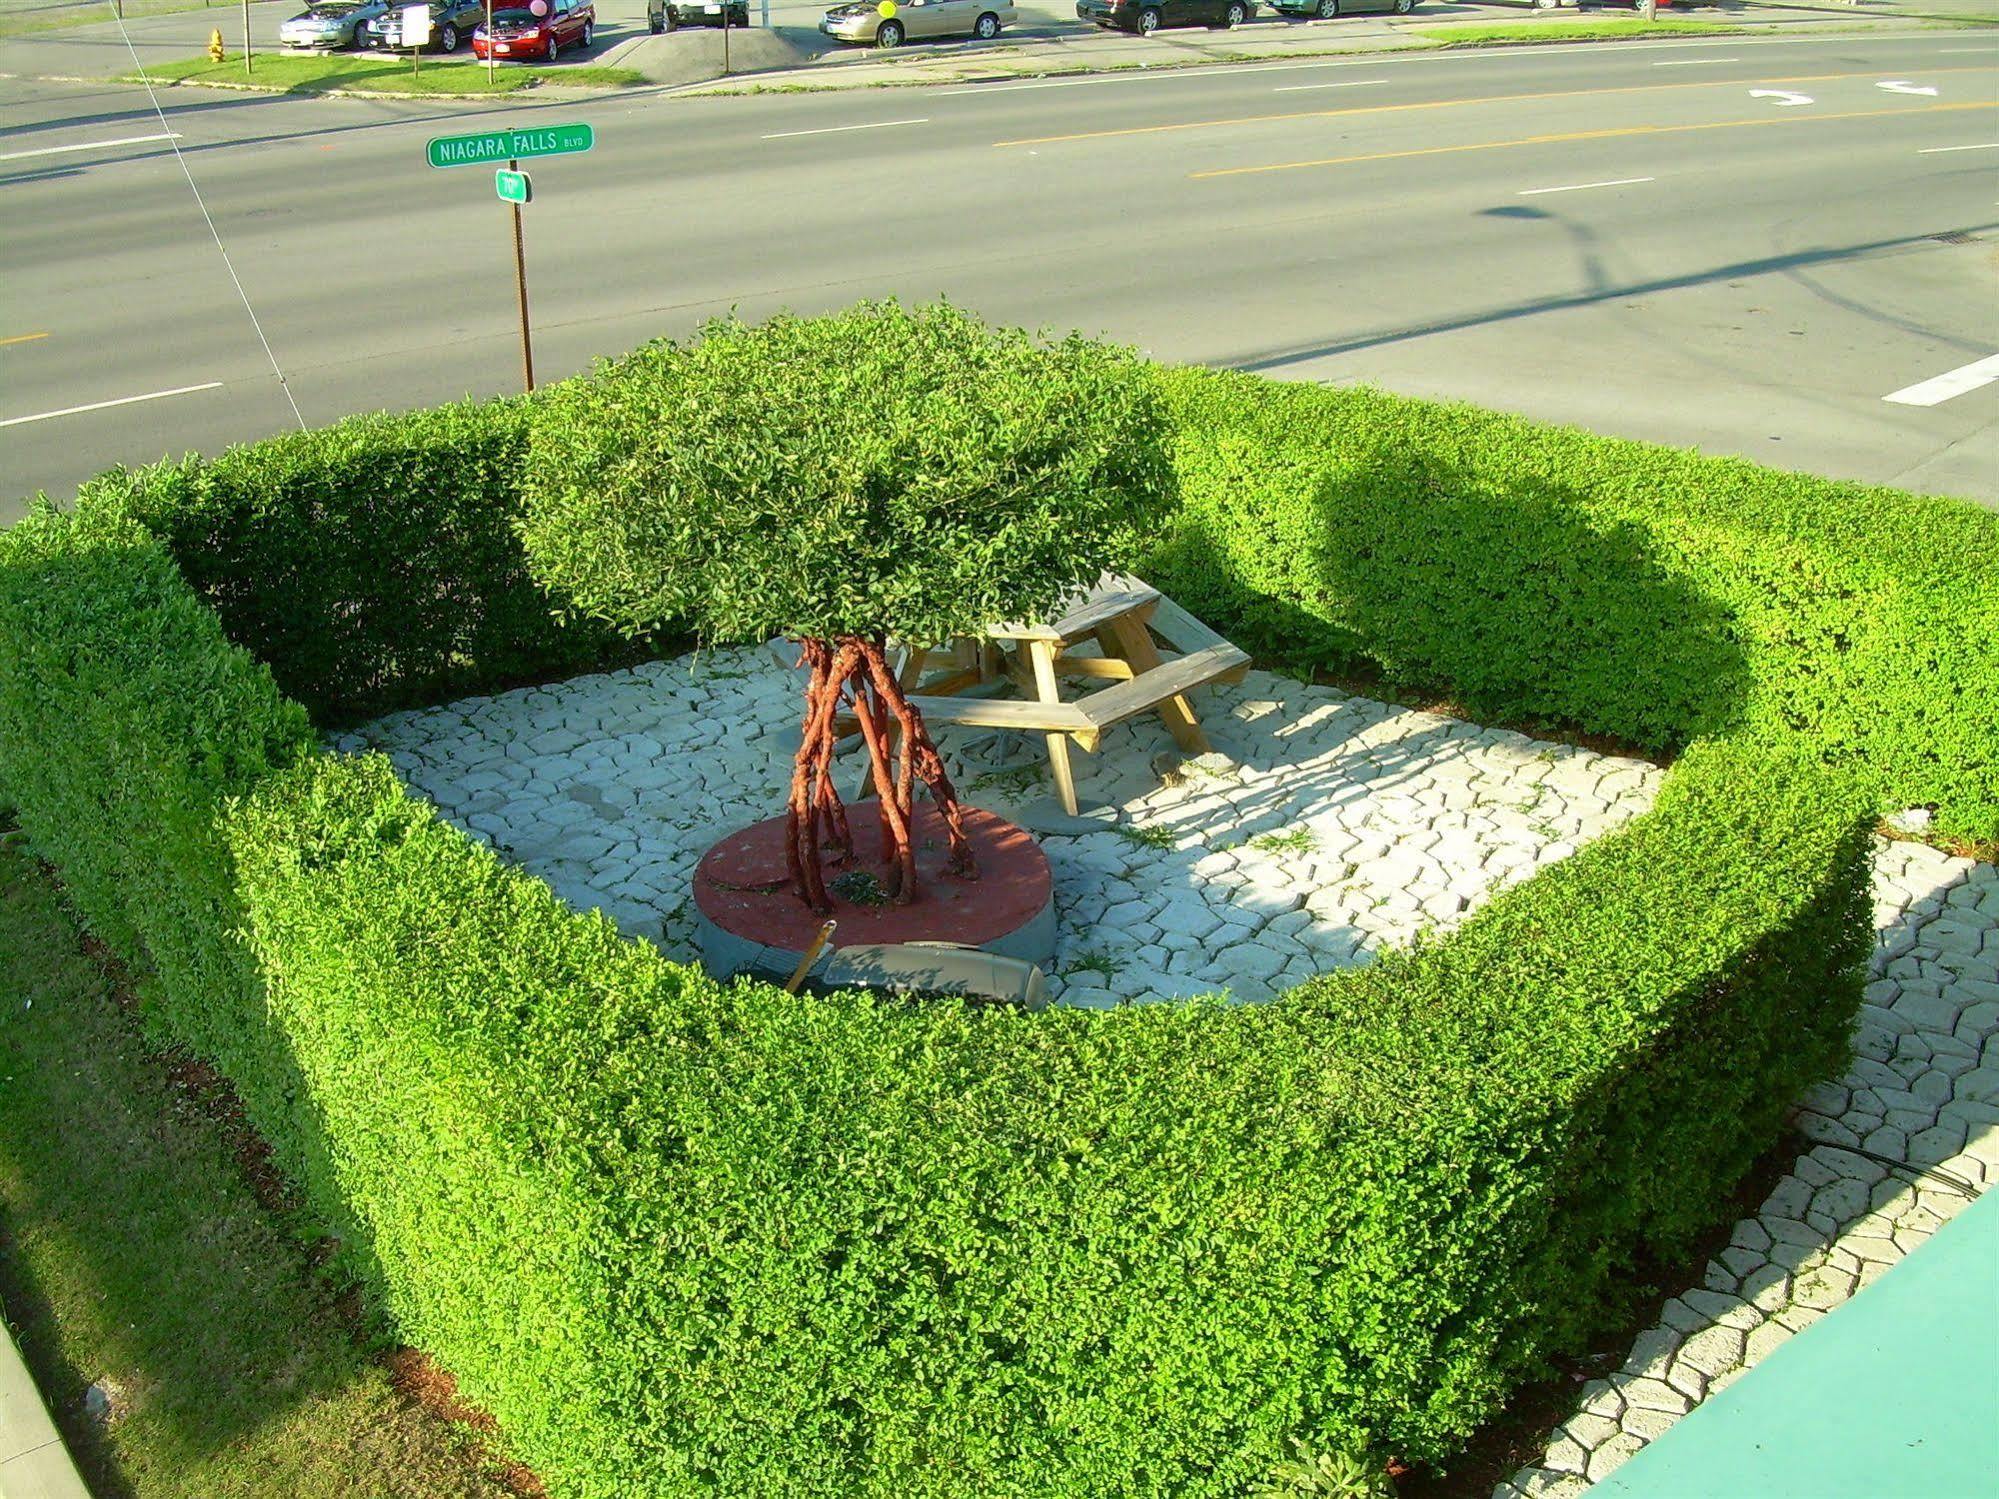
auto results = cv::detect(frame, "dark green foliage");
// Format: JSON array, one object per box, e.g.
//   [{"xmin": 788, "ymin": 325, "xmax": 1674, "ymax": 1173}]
[
  {"xmin": 76, "ymin": 398, "xmax": 658, "ymax": 728},
  {"xmin": 1149, "ymin": 369, "xmax": 1999, "ymax": 844},
  {"xmin": 517, "ymin": 303, "xmax": 1175, "ymax": 645}
]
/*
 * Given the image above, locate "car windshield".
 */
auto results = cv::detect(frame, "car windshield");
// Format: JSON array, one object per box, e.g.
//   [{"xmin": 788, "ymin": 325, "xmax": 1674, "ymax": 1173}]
[{"xmin": 304, "ymin": 3, "xmax": 357, "ymax": 13}]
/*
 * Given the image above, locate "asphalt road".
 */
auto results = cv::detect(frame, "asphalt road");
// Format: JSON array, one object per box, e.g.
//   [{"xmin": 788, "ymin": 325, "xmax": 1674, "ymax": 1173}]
[{"xmin": 3, "ymin": 26, "xmax": 1996, "ymax": 519}]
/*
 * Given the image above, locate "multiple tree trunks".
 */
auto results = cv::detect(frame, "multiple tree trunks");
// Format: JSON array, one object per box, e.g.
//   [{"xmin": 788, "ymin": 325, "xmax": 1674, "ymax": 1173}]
[{"xmin": 785, "ymin": 636, "xmax": 976, "ymax": 912}]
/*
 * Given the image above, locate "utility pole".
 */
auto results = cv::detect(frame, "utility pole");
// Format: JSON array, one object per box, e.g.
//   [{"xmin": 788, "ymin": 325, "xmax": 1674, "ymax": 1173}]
[{"xmin": 242, "ymin": 0, "xmax": 253, "ymax": 72}]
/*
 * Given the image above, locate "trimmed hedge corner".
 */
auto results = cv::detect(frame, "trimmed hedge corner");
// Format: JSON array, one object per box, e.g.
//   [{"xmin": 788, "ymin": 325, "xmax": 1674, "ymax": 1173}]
[
  {"xmin": 76, "ymin": 397, "xmax": 659, "ymax": 727},
  {"xmin": 1150, "ymin": 369, "xmax": 1999, "ymax": 844},
  {"xmin": 0, "ymin": 308, "xmax": 1983, "ymax": 1495}
]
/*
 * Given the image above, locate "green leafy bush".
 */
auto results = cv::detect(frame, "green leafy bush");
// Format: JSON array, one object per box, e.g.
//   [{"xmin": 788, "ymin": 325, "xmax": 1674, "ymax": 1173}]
[
  {"xmin": 0, "ymin": 504, "xmax": 317, "ymax": 1120},
  {"xmin": 0, "ymin": 308, "xmax": 1959, "ymax": 1495},
  {"xmin": 76, "ymin": 397, "xmax": 658, "ymax": 727},
  {"xmin": 1149, "ymin": 369, "xmax": 1999, "ymax": 843},
  {"xmin": 211, "ymin": 735, "xmax": 1868, "ymax": 1496},
  {"xmin": 519, "ymin": 302, "xmax": 1172, "ymax": 645}
]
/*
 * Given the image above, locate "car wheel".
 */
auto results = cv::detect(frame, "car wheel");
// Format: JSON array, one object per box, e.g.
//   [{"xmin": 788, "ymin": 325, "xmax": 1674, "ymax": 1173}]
[
  {"xmin": 1394, "ymin": 0, "xmax": 1412, "ymax": 10},
  {"xmin": 1316, "ymin": 0, "xmax": 1337, "ymax": 14},
  {"xmin": 1217, "ymin": 0, "xmax": 1245, "ymax": 23},
  {"xmin": 1136, "ymin": 5, "xmax": 1160, "ymax": 31},
  {"xmin": 545, "ymin": 32, "xmax": 559, "ymax": 58},
  {"xmin": 581, "ymin": 19, "xmax": 593, "ymax": 45},
  {"xmin": 973, "ymin": 9, "xmax": 999, "ymax": 37},
  {"xmin": 649, "ymin": 13, "xmax": 664, "ymax": 29},
  {"xmin": 439, "ymin": 21, "xmax": 459, "ymax": 49},
  {"xmin": 876, "ymin": 17, "xmax": 902, "ymax": 44}
]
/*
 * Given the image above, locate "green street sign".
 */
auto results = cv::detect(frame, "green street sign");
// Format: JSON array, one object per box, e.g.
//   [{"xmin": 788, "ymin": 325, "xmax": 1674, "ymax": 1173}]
[
  {"xmin": 495, "ymin": 168, "xmax": 532, "ymax": 205},
  {"xmin": 426, "ymin": 122, "xmax": 594, "ymax": 170}
]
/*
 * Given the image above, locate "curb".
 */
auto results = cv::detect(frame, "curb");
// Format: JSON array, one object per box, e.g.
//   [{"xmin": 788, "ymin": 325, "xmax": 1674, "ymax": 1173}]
[{"xmin": 0, "ymin": 1319, "xmax": 90, "ymax": 1499}]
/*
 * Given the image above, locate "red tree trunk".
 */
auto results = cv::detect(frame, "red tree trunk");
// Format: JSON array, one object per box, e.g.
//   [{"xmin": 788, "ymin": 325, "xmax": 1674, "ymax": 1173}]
[{"xmin": 783, "ymin": 635, "xmax": 978, "ymax": 911}]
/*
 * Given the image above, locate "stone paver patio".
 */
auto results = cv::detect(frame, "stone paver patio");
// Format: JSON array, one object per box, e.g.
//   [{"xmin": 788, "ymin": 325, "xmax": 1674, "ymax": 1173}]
[
  {"xmin": 333, "ymin": 645, "xmax": 1664, "ymax": 1005},
  {"xmin": 336, "ymin": 647, "xmax": 1996, "ymax": 1488}
]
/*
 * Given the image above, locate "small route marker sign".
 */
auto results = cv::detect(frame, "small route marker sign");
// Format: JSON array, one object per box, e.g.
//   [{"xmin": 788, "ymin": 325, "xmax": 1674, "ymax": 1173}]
[
  {"xmin": 426, "ymin": 122, "xmax": 595, "ymax": 169},
  {"xmin": 496, "ymin": 167, "xmax": 532, "ymax": 204}
]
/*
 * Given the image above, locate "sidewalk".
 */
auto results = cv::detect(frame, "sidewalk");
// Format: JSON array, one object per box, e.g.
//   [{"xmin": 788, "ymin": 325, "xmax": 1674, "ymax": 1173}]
[
  {"xmin": 0, "ymin": 1321, "xmax": 89, "ymax": 1499},
  {"xmin": 1594, "ymin": 1187, "xmax": 1999, "ymax": 1499}
]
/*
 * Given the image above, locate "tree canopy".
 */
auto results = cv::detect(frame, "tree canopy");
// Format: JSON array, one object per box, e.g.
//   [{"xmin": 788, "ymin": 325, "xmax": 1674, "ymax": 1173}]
[{"xmin": 517, "ymin": 302, "xmax": 1175, "ymax": 645}]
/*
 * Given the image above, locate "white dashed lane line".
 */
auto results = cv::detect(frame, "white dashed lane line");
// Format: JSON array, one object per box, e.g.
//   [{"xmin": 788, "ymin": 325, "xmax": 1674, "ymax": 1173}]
[
  {"xmin": 1517, "ymin": 176, "xmax": 1655, "ymax": 197},
  {"xmin": 0, "ymin": 382, "xmax": 224, "ymax": 428},
  {"xmin": 762, "ymin": 118, "xmax": 928, "ymax": 140},
  {"xmin": 0, "ymin": 131, "xmax": 181, "ymax": 162}
]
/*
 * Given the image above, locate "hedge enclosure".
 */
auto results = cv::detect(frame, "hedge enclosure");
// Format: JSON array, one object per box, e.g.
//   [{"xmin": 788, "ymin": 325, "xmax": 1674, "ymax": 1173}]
[{"xmin": 3, "ymin": 307, "xmax": 1990, "ymax": 1496}]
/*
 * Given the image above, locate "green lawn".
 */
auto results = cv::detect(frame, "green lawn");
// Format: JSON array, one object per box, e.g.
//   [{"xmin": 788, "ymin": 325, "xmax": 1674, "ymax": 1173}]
[
  {"xmin": 1414, "ymin": 18, "xmax": 1746, "ymax": 44},
  {"xmin": 0, "ymin": 827, "xmax": 522, "ymax": 1499},
  {"xmin": 132, "ymin": 51, "xmax": 643, "ymax": 94}
]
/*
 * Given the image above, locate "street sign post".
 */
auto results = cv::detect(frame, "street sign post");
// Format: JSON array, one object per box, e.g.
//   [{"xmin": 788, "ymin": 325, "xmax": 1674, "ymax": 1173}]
[
  {"xmin": 426, "ymin": 125, "xmax": 593, "ymax": 395},
  {"xmin": 425, "ymin": 123, "xmax": 594, "ymax": 169}
]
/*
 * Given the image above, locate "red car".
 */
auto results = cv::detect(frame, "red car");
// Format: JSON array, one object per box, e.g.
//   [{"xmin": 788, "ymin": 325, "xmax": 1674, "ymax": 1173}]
[{"xmin": 472, "ymin": 0, "xmax": 593, "ymax": 60}]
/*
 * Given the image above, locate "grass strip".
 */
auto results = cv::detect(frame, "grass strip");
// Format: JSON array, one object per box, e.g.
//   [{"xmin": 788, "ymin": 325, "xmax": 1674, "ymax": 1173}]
[
  {"xmin": 0, "ymin": 831, "xmax": 522, "ymax": 1499},
  {"xmin": 1413, "ymin": 18, "xmax": 1747, "ymax": 43},
  {"xmin": 128, "ymin": 52, "xmax": 642, "ymax": 93}
]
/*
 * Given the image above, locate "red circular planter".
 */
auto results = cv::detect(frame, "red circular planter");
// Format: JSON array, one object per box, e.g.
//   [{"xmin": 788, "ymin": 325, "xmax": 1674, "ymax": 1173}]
[{"xmin": 693, "ymin": 800, "xmax": 1055, "ymax": 976}]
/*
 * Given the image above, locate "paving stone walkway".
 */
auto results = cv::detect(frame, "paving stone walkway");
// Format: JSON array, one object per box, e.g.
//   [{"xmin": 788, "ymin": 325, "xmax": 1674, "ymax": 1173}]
[
  {"xmin": 1500, "ymin": 842, "xmax": 1999, "ymax": 1498},
  {"xmin": 336, "ymin": 646, "xmax": 1664, "ymax": 1005}
]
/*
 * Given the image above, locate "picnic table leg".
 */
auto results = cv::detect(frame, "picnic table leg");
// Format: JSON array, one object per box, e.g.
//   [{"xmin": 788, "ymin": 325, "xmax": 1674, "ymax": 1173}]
[
  {"xmin": 1105, "ymin": 615, "xmax": 1211, "ymax": 755},
  {"xmin": 1025, "ymin": 638, "xmax": 1080, "ymax": 816}
]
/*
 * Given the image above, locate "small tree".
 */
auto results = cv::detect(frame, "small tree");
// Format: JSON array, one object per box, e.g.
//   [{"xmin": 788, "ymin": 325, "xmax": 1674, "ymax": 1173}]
[{"xmin": 518, "ymin": 303, "xmax": 1174, "ymax": 911}]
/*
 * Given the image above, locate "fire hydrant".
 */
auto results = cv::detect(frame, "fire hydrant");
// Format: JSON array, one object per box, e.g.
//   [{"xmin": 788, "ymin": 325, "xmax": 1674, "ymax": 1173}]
[{"xmin": 207, "ymin": 27, "xmax": 225, "ymax": 61}]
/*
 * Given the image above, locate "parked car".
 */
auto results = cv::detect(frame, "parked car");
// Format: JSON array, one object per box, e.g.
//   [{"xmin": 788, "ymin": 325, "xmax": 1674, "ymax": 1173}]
[
  {"xmin": 647, "ymin": 0, "xmax": 750, "ymax": 30},
  {"xmin": 821, "ymin": 0, "xmax": 1014, "ymax": 48},
  {"xmin": 278, "ymin": 0, "xmax": 388, "ymax": 49},
  {"xmin": 1077, "ymin": 0, "xmax": 1248, "ymax": 33},
  {"xmin": 364, "ymin": 0, "xmax": 485, "ymax": 51},
  {"xmin": 473, "ymin": 0, "xmax": 595, "ymax": 59},
  {"xmin": 1267, "ymin": 0, "xmax": 1411, "ymax": 16}
]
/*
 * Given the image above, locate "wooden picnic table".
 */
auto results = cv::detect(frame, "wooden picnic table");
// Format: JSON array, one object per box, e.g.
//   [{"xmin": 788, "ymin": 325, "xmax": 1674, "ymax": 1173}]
[{"xmin": 843, "ymin": 574, "xmax": 1250, "ymax": 817}]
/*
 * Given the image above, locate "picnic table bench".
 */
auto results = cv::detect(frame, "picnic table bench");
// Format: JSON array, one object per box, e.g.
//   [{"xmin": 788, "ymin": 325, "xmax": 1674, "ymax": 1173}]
[{"xmin": 838, "ymin": 574, "xmax": 1249, "ymax": 816}]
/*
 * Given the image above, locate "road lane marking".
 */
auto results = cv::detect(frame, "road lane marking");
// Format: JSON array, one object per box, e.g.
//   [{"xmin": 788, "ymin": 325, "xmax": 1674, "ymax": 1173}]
[
  {"xmin": 1878, "ymin": 80, "xmax": 1940, "ymax": 96},
  {"xmin": 1274, "ymin": 78, "xmax": 1389, "ymax": 93},
  {"xmin": 0, "ymin": 131, "xmax": 181, "ymax": 162},
  {"xmin": 1189, "ymin": 101, "xmax": 1995, "ymax": 179},
  {"xmin": 1519, "ymin": 176, "xmax": 1654, "ymax": 196},
  {"xmin": 762, "ymin": 118, "xmax": 927, "ymax": 140},
  {"xmin": 1750, "ymin": 89, "xmax": 1814, "ymax": 106},
  {"xmin": 992, "ymin": 68, "xmax": 1991, "ymax": 147},
  {"xmin": 1920, "ymin": 142, "xmax": 1999, "ymax": 153},
  {"xmin": 1654, "ymin": 57, "xmax": 1739, "ymax": 66},
  {"xmin": 1883, "ymin": 355, "xmax": 1999, "ymax": 407},
  {"xmin": 0, "ymin": 332, "xmax": 50, "ymax": 347},
  {"xmin": 0, "ymin": 381, "xmax": 223, "ymax": 428}
]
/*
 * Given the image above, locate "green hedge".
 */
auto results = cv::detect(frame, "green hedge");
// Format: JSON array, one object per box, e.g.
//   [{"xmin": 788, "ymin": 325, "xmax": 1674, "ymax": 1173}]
[
  {"xmin": 0, "ymin": 504, "xmax": 317, "ymax": 1123},
  {"xmin": 75, "ymin": 397, "xmax": 658, "ymax": 728},
  {"xmin": 1150, "ymin": 369, "xmax": 1999, "ymax": 844},
  {"xmin": 0, "ymin": 322, "xmax": 1964, "ymax": 1494},
  {"xmin": 212, "ymin": 737, "xmax": 1868, "ymax": 1496}
]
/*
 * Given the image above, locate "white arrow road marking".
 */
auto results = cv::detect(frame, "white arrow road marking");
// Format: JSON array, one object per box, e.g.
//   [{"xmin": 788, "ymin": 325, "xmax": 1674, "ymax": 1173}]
[
  {"xmin": 1883, "ymin": 354, "xmax": 1999, "ymax": 407},
  {"xmin": 1879, "ymin": 80, "xmax": 1941, "ymax": 96},
  {"xmin": 1749, "ymin": 89, "xmax": 1814, "ymax": 107}
]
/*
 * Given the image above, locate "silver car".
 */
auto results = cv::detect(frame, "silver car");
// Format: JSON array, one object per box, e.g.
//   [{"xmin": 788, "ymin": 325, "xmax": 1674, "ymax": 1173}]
[
  {"xmin": 278, "ymin": 0, "xmax": 389, "ymax": 48},
  {"xmin": 821, "ymin": 0, "xmax": 1014, "ymax": 47}
]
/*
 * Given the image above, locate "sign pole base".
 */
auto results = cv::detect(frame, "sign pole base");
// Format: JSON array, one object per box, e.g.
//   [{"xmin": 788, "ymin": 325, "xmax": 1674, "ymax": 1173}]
[{"xmin": 510, "ymin": 157, "xmax": 534, "ymax": 393}]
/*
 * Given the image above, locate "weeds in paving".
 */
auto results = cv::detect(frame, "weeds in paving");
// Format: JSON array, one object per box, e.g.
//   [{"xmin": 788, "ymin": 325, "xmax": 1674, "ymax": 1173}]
[
  {"xmin": 1063, "ymin": 948, "xmax": 1123, "ymax": 981},
  {"xmin": 1249, "ymin": 827, "xmax": 1319, "ymax": 857}
]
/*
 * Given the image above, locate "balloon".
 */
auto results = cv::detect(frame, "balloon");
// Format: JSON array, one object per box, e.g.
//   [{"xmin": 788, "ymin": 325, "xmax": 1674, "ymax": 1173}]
[{"xmin": 529, "ymin": 1, "xmax": 548, "ymax": 13}]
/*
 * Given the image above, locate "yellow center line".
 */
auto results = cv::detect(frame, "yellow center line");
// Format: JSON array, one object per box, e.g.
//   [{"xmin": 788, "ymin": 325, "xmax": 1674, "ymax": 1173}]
[
  {"xmin": 1188, "ymin": 100, "xmax": 1998, "ymax": 180},
  {"xmin": 990, "ymin": 66, "xmax": 1995, "ymax": 148},
  {"xmin": 0, "ymin": 332, "xmax": 50, "ymax": 348}
]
